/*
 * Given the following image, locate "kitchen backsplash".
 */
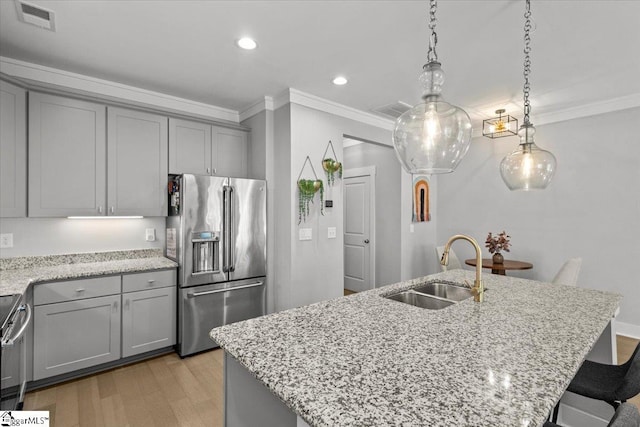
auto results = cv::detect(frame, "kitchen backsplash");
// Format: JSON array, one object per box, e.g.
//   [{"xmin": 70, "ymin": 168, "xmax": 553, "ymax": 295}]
[{"xmin": 0, "ymin": 217, "xmax": 165, "ymax": 258}]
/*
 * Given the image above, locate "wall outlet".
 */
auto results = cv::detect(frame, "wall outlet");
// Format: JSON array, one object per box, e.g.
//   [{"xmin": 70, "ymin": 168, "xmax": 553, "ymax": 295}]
[
  {"xmin": 0, "ymin": 233, "xmax": 14, "ymax": 248},
  {"xmin": 410, "ymin": 224, "xmax": 415, "ymax": 233},
  {"xmin": 327, "ymin": 227, "xmax": 337, "ymax": 239},
  {"xmin": 145, "ymin": 228, "xmax": 156, "ymax": 242},
  {"xmin": 299, "ymin": 228, "xmax": 312, "ymax": 241}
]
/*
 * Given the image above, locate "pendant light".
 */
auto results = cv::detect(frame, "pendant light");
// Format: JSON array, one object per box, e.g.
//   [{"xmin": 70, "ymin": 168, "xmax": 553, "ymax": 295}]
[
  {"xmin": 500, "ymin": 0, "xmax": 556, "ymax": 191},
  {"xmin": 392, "ymin": 0, "xmax": 472, "ymax": 174}
]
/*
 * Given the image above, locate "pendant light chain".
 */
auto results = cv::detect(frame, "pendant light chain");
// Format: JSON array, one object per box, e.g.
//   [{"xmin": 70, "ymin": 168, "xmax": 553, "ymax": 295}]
[
  {"xmin": 523, "ymin": 0, "xmax": 532, "ymax": 125},
  {"xmin": 426, "ymin": 0, "xmax": 438, "ymax": 63}
]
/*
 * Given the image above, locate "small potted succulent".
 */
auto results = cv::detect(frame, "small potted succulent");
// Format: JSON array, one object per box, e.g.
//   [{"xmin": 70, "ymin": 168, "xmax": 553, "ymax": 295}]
[
  {"xmin": 485, "ymin": 231, "xmax": 511, "ymax": 264},
  {"xmin": 297, "ymin": 179, "xmax": 324, "ymax": 224},
  {"xmin": 322, "ymin": 158, "xmax": 342, "ymax": 186}
]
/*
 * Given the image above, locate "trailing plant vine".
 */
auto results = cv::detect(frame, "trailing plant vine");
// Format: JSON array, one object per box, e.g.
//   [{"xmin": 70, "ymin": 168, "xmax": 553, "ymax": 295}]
[
  {"xmin": 296, "ymin": 156, "xmax": 324, "ymax": 224},
  {"xmin": 321, "ymin": 140, "xmax": 342, "ymax": 186}
]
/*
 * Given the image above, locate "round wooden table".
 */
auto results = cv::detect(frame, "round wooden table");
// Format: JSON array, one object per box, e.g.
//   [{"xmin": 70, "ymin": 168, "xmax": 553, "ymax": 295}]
[{"xmin": 465, "ymin": 258, "xmax": 533, "ymax": 276}]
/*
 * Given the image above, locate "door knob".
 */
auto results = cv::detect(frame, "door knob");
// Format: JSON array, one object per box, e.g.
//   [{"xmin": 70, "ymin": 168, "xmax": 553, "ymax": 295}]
[{"xmin": 364, "ymin": 239, "xmax": 370, "ymax": 244}]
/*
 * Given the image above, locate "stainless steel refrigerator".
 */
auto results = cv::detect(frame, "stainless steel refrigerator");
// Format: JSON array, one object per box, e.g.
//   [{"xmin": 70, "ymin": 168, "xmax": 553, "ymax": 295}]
[{"xmin": 166, "ymin": 174, "xmax": 266, "ymax": 357}]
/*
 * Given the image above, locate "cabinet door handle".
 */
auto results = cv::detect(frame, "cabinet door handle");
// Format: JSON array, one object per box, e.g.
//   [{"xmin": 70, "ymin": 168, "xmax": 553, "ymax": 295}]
[
  {"xmin": 213, "ymin": 168, "xmax": 217, "ymax": 175},
  {"xmin": 207, "ymin": 167, "xmax": 211, "ymax": 174},
  {"xmin": 147, "ymin": 279, "xmax": 155, "ymax": 284},
  {"xmin": 75, "ymin": 288, "xmax": 85, "ymax": 293},
  {"xmin": 124, "ymin": 299, "xmax": 130, "ymax": 310},
  {"xmin": 98, "ymin": 206, "xmax": 103, "ymax": 214},
  {"xmin": 110, "ymin": 206, "xmax": 115, "ymax": 214},
  {"xmin": 113, "ymin": 301, "xmax": 118, "ymax": 312}
]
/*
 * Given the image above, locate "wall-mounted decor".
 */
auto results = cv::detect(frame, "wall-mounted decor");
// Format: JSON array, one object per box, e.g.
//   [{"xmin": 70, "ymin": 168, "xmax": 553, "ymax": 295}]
[
  {"xmin": 321, "ymin": 140, "xmax": 342, "ymax": 186},
  {"xmin": 297, "ymin": 156, "xmax": 324, "ymax": 224},
  {"xmin": 412, "ymin": 175, "xmax": 430, "ymax": 222}
]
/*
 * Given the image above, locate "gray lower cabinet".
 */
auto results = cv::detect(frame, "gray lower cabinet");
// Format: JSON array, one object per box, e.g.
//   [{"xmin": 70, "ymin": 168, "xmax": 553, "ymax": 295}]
[
  {"xmin": 121, "ymin": 270, "xmax": 176, "ymax": 357},
  {"xmin": 32, "ymin": 269, "xmax": 177, "ymax": 381},
  {"xmin": 33, "ymin": 294, "xmax": 121, "ymax": 380},
  {"xmin": 0, "ymin": 80, "xmax": 27, "ymax": 218}
]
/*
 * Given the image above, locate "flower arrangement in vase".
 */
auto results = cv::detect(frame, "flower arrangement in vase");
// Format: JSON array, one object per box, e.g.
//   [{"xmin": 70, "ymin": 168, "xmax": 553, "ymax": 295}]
[
  {"xmin": 485, "ymin": 231, "xmax": 511, "ymax": 264},
  {"xmin": 297, "ymin": 179, "xmax": 324, "ymax": 224}
]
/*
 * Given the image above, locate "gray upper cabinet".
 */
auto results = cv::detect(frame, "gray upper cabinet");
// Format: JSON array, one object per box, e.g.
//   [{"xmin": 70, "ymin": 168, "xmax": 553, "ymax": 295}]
[
  {"xmin": 28, "ymin": 92, "xmax": 106, "ymax": 217},
  {"xmin": 107, "ymin": 107, "xmax": 168, "ymax": 216},
  {"xmin": 0, "ymin": 80, "xmax": 27, "ymax": 217},
  {"xmin": 169, "ymin": 117, "xmax": 211, "ymax": 175},
  {"xmin": 169, "ymin": 118, "xmax": 248, "ymax": 178},
  {"xmin": 213, "ymin": 125, "xmax": 248, "ymax": 178}
]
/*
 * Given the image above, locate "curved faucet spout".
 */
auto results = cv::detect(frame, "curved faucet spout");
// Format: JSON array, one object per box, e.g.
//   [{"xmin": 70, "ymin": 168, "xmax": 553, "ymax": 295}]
[{"xmin": 440, "ymin": 234, "xmax": 484, "ymax": 302}]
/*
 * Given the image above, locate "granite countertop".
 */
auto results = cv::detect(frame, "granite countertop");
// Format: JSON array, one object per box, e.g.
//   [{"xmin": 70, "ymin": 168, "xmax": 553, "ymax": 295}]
[
  {"xmin": 210, "ymin": 270, "xmax": 621, "ymax": 427},
  {"xmin": 0, "ymin": 249, "xmax": 178, "ymax": 296}
]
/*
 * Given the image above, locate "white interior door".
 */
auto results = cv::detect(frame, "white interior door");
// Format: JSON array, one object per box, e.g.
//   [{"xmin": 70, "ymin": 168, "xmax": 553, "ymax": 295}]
[{"xmin": 344, "ymin": 173, "xmax": 373, "ymax": 292}]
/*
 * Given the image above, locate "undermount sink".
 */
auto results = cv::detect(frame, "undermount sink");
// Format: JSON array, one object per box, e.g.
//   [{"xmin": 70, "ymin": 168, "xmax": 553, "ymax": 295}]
[
  {"xmin": 384, "ymin": 282, "xmax": 474, "ymax": 310},
  {"xmin": 412, "ymin": 282, "xmax": 473, "ymax": 302},
  {"xmin": 386, "ymin": 291, "xmax": 455, "ymax": 310}
]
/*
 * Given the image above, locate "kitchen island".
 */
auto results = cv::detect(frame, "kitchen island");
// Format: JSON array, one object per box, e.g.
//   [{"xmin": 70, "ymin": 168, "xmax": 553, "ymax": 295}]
[{"xmin": 210, "ymin": 270, "xmax": 621, "ymax": 427}]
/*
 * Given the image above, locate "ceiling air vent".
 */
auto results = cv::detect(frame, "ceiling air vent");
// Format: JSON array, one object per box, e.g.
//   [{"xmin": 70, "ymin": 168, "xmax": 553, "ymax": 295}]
[
  {"xmin": 15, "ymin": 0, "xmax": 56, "ymax": 31},
  {"xmin": 371, "ymin": 101, "xmax": 412, "ymax": 119}
]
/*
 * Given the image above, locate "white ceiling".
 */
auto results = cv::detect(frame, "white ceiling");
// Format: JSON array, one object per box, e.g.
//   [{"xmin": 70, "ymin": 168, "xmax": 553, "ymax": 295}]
[{"xmin": 1, "ymin": 0, "xmax": 639, "ymax": 123}]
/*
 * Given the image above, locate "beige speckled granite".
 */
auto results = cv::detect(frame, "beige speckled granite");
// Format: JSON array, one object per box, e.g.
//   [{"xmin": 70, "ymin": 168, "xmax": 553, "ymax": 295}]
[
  {"xmin": 210, "ymin": 270, "xmax": 621, "ymax": 427},
  {"xmin": 0, "ymin": 249, "xmax": 177, "ymax": 296}
]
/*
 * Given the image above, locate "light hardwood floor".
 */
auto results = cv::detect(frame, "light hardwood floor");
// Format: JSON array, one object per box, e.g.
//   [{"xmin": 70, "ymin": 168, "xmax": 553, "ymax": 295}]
[
  {"xmin": 25, "ymin": 336, "xmax": 639, "ymax": 426},
  {"xmin": 24, "ymin": 350, "xmax": 224, "ymax": 427}
]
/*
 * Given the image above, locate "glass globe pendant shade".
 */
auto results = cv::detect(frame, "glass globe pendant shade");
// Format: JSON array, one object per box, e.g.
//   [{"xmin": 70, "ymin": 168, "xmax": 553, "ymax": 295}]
[
  {"xmin": 393, "ymin": 62, "xmax": 473, "ymax": 174},
  {"xmin": 500, "ymin": 124, "xmax": 556, "ymax": 191}
]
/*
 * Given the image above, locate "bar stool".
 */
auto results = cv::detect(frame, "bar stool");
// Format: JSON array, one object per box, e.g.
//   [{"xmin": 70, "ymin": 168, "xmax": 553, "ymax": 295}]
[
  {"xmin": 552, "ymin": 341, "xmax": 640, "ymax": 422},
  {"xmin": 545, "ymin": 402, "xmax": 640, "ymax": 427}
]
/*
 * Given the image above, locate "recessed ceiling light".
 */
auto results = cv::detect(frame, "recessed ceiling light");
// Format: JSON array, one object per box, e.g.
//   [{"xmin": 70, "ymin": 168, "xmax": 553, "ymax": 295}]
[
  {"xmin": 237, "ymin": 37, "xmax": 257, "ymax": 50},
  {"xmin": 332, "ymin": 76, "xmax": 348, "ymax": 86}
]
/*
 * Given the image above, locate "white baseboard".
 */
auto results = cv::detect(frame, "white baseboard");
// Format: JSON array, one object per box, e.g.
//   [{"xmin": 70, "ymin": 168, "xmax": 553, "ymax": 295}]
[{"xmin": 616, "ymin": 321, "xmax": 640, "ymax": 339}]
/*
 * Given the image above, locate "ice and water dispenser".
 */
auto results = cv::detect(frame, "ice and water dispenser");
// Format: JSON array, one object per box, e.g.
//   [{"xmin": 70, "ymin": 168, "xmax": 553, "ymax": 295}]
[{"xmin": 191, "ymin": 231, "xmax": 220, "ymax": 274}]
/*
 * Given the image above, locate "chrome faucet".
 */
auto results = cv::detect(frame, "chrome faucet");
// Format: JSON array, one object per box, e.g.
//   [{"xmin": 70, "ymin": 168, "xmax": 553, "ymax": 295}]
[{"xmin": 441, "ymin": 234, "xmax": 484, "ymax": 302}]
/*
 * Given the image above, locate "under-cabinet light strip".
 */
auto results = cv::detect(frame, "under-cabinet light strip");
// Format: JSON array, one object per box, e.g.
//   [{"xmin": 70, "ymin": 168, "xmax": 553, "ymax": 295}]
[{"xmin": 67, "ymin": 216, "xmax": 144, "ymax": 219}]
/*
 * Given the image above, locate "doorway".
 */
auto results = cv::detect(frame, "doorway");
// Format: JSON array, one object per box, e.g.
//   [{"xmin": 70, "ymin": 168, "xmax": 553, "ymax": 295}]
[
  {"xmin": 342, "ymin": 137, "xmax": 401, "ymax": 295},
  {"xmin": 343, "ymin": 168, "xmax": 375, "ymax": 293}
]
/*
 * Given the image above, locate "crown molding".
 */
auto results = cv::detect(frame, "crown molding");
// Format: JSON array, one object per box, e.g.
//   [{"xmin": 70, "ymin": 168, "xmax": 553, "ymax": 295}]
[
  {"xmin": 269, "ymin": 88, "xmax": 395, "ymax": 131},
  {"xmin": 0, "ymin": 56, "xmax": 239, "ymax": 123},
  {"xmin": 470, "ymin": 93, "xmax": 640, "ymax": 140},
  {"xmin": 531, "ymin": 93, "xmax": 640, "ymax": 127},
  {"xmin": 239, "ymin": 96, "xmax": 274, "ymax": 122}
]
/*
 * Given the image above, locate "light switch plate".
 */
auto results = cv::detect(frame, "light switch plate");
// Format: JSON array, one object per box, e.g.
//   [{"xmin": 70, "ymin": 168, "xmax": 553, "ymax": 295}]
[
  {"xmin": 0, "ymin": 233, "xmax": 14, "ymax": 248},
  {"xmin": 145, "ymin": 228, "xmax": 156, "ymax": 242},
  {"xmin": 299, "ymin": 228, "xmax": 312, "ymax": 241},
  {"xmin": 410, "ymin": 224, "xmax": 415, "ymax": 233},
  {"xmin": 327, "ymin": 227, "xmax": 337, "ymax": 239}
]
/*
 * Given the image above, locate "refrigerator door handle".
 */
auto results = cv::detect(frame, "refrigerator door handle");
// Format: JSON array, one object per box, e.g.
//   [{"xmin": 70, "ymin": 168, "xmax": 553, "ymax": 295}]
[
  {"xmin": 187, "ymin": 281, "xmax": 264, "ymax": 298},
  {"xmin": 222, "ymin": 185, "xmax": 230, "ymax": 273},
  {"xmin": 229, "ymin": 185, "xmax": 235, "ymax": 272}
]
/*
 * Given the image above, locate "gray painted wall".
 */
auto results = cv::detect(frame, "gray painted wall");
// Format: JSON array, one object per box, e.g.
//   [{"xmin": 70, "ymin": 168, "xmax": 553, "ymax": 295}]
[
  {"xmin": 0, "ymin": 217, "xmax": 165, "ymax": 257},
  {"xmin": 343, "ymin": 142, "xmax": 401, "ymax": 287},
  {"xmin": 436, "ymin": 107, "xmax": 640, "ymax": 329},
  {"xmin": 271, "ymin": 103, "xmax": 392, "ymax": 311},
  {"xmin": 241, "ymin": 109, "xmax": 276, "ymax": 314}
]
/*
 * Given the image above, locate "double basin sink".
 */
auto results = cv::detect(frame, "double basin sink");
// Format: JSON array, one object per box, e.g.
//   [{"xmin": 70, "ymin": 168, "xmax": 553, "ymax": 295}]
[{"xmin": 385, "ymin": 282, "xmax": 474, "ymax": 310}]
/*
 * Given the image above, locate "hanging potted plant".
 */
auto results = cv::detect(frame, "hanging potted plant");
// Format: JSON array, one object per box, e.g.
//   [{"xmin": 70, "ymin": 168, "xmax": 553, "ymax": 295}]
[
  {"xmin": 296, "ymin": 156, "xmax": 324, "ymax": 224},
  {"xmin": 297, "ymin": 178, "xmax": 324, "ymax": 224},
  {"xmin": 321, "ymin": 140, "xmax": 342, "ymax": 186},
  {"xmin": 322, "ymin": 158, "xmax": 342, "ymax": 186}
]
